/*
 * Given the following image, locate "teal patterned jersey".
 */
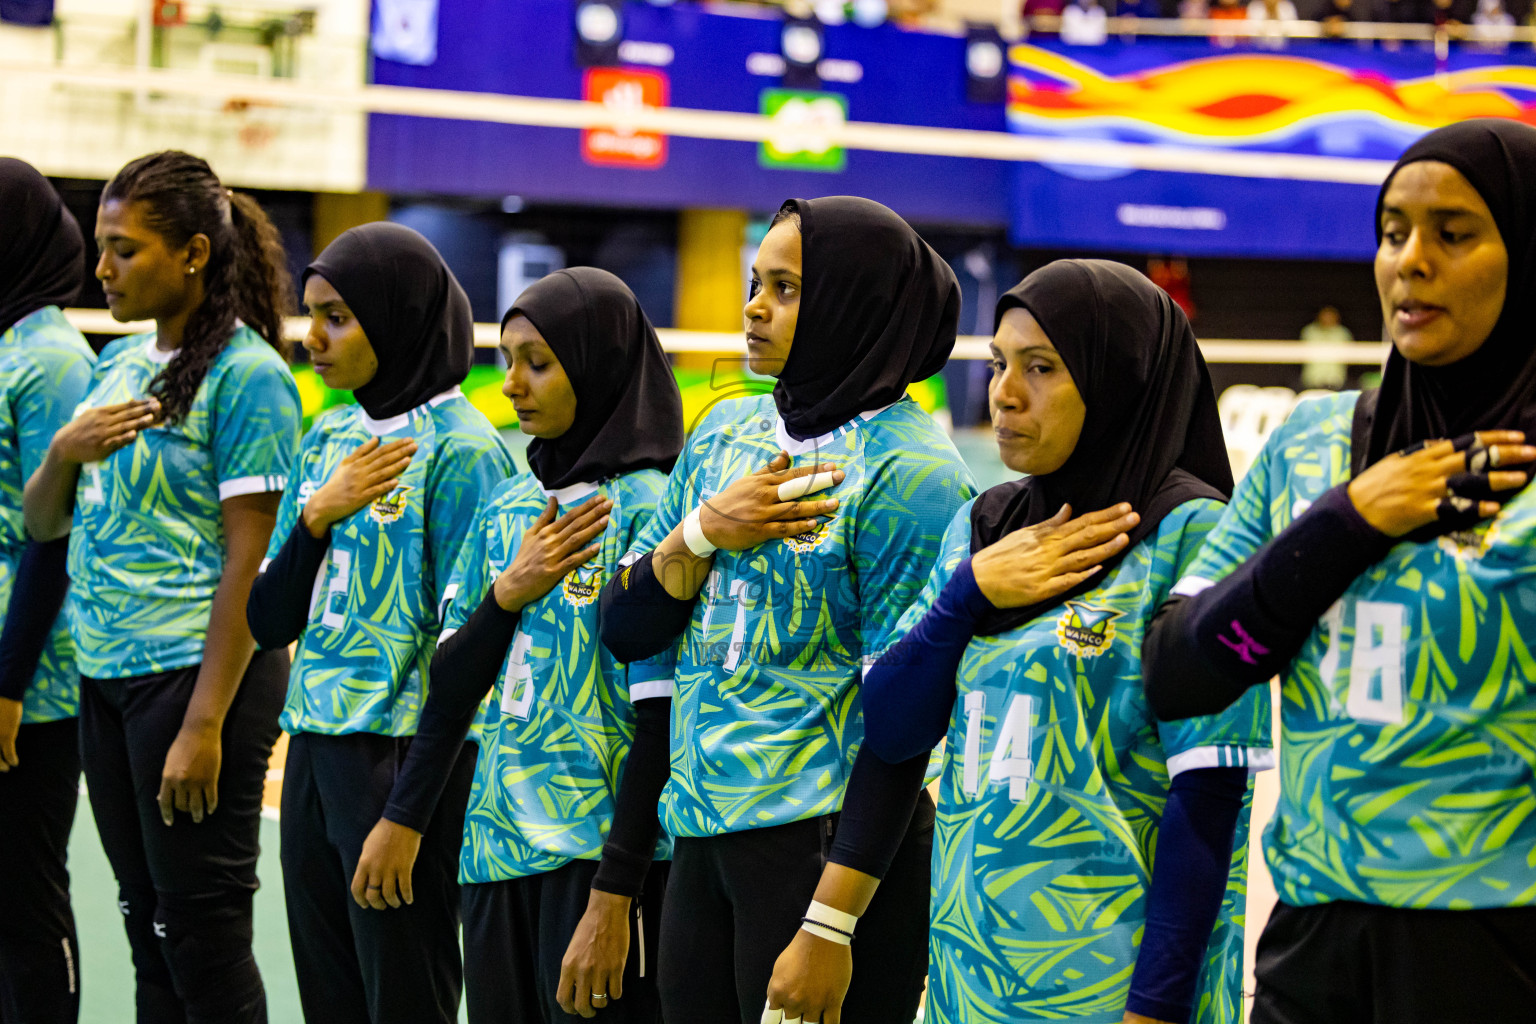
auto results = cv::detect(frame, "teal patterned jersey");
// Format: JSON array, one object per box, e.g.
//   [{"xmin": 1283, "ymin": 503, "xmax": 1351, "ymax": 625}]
[
  {"xmin": 914, "ymin": 498, "xmax": 1273, "ymax": 1024},
  {"xmin": 0, "ymin": 307, "xmax": 94, "ymax": 722},
  {"xmin": 628, "ymin": 395, "xmax": 977, "ymax": 839},
  {"xmin": 68, "ymin": 328, "xmax": 300, "ymax": 680},
  {"xmin": 1181, "ymin": 392, "xmax": 1536, "ymax": 911},
  {"xmin": 444, "ymin": 470, "xmax": 676, "ymax": 884},
  {"xmin": 270, "ymin": 391, "xmax": 512, "ymax": 737}
]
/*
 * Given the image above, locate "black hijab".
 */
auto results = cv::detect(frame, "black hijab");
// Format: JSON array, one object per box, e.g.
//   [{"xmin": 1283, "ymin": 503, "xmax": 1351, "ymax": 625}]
[
  {"xmin": 0, "ymin": 158, "xmax": 84, "ymax": 334},
  {"xmin": 771, "ymin": 197, "xmax": 961, "ymax": 440},
  {"xmin": 303, "ymin": 222, "xmax": 473, "ymax": 420},
  {"xmin": 507, "ymin": 268, "xmax": 683, "ymax": 490},
  {"xmin": 1352, "ymin": 119, "xmax": 1536, "ymax": 476},
  {"xmin": 969, "ymin": 260, "xmax": 1234, "ymax": 637}
]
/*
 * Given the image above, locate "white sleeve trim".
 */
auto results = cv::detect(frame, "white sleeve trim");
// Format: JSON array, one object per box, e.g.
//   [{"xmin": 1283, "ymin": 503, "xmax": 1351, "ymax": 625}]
[
  {"xmin": 436, "ymin": 627, "xmax": 459, "ymax": 647},
  {"xmin": 1171, "ymin": 575, "xmax": 1216, "ymax": 598},
  {"xmin": 629, "ymin": 678, "xmax": 675, "ymax": 703},
  {"xmin": 219, "ymin": 474, "xmax": 287, "ymax": 500},
  {"xmin": 1166, "ymin": 744, "xmax": 1275, "ymax": 779},
  {"xmin": 258, "ymin": 557, "xmax": 272, "ymax": 574}
]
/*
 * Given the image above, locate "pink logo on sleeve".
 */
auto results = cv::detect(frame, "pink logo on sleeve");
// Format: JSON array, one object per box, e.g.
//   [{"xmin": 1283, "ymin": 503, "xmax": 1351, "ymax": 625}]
[{"xmin": 1218, "ymin": 620, "xmax": 1269, "ymax": 665}]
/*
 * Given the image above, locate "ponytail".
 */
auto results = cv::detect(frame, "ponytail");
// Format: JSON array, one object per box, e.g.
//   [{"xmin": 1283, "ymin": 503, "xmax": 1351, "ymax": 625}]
[
  {"xmin": 102, "ymin": 151, "xmax": 292, "ymax": 424},
  {"xmin": 226, "ymin": 191, "xmax": 289, "ymax": 361}
]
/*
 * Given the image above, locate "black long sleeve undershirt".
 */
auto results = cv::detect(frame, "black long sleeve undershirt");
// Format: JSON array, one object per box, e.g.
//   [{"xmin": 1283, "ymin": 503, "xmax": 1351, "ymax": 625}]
[
  {"xmin": 591, "ymin": 696, "xmax": 672, "ymax": 898},
  {"xmin": 383, "ymin": 588, "xmax": 519, "ymax": 832},
  {"xmin": 825, "ymin": 744, "xmax": 931, "ymax": 880},
  {"xmin": 1144, "ymin": 483, "xmax": 1394, "ymax": 721},
  {"xmin": 246, "ymin": 518, "xmax": 331, "ymax": 651},
  {"xmin": 1125, "ymin": 765, "xmax": 1249, "ymax": 1022},
  {"xmin": 599, "ymin": 551, "xmax": 695, "ymax": 665},
  {"xmin": 0, "ymin": 537, "xmax": 70, "ymax": 701}
]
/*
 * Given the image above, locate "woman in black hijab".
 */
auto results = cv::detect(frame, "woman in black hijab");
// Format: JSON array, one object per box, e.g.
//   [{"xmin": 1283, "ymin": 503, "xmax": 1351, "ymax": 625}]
[
  {"xmin": 0, "ymin": 157, "xmax": 85, "ymax": 334},
  {"xmin": 346, "ymin": 268, "xmax": 683, "ymax": 1024},
  {"xmin": 0, "ymin": 157, "xmax": 94, "ymax": 1023},
  {"xmin": 766, "ymin": 259, "xmax": 1272, "ymax": 1024},
  {"xmin": 245, "ymin": 222, "xmax": 515, "ymax": 1024},
  {"xmin": 1144, "ymin": 119, "xmax": 1536, "ymax": 1022},
  {"xmin": 577, "ymin": 197, "xmax": 976, "ymax": 1024}
]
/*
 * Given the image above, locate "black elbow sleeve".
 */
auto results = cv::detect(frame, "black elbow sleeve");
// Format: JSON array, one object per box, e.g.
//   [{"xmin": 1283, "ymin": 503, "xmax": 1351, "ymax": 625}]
[
  {"xmin": 599, "ymin": 552, "xmax": 693, "ymax": 664},
  {"xmin": 1143, "ymin": 596, "xmax": 1252, "ymax": 722},
  {"xmin": 246, "ymin": 520, "xmax": 331, "ymax": 650}
]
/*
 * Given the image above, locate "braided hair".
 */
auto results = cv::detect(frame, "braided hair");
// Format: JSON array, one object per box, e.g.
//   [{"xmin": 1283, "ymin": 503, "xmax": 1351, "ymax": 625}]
[{"xmin": 101, "ymin": 151, "xmax": 291, "ymax": 423}]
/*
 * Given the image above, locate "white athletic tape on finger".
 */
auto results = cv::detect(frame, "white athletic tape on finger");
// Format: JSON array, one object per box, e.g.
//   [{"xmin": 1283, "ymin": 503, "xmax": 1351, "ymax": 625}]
[
  {"xmin": 762, "ymin": 1003, "xmax": 785, "ymax": 1024},
  {"xmin": 777, "ymin": 472, "xmax": 839, "ymax": 502},
  {"xmin": 682, "ymin": 507, "xmax": 717, "ymax": 557}
]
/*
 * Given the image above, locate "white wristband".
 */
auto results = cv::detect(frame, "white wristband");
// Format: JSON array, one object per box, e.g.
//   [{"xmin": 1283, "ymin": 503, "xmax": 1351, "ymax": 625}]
[
  {"xmin": 682, "ymin": 507, "xmax": 717, "ymax": 558},
  {"xmin": 806, "ymin": 900, "xmax": 858, "ymax": 934},
  {"xmin": 798, "ymin": 920, "xmax": 852, "ymax": 946}
]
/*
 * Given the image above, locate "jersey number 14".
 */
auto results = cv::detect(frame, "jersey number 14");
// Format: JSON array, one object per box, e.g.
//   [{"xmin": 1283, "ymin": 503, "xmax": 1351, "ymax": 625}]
[{"xmin": 960, "ymin": 692, "xmax": 1035, "ymax": 802}]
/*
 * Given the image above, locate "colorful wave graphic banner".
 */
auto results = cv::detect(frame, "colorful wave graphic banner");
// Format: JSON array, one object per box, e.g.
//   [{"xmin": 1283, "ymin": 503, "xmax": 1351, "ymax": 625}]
[{"xmin": 1005, "ymin": 39, "xmax": 1536, "ymax": 258}]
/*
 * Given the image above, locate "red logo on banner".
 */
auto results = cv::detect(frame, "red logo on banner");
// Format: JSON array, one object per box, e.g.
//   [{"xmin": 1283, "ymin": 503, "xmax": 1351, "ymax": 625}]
[{"xmin": 581, "ymin": 68, "xmax": 669, "ymax": 169}]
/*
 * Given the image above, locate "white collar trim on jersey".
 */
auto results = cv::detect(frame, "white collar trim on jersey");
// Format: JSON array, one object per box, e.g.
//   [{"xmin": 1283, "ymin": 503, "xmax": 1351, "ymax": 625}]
[
  {"xmin": 772, "ymin": 400, "xmax": 899, "ymax": 457},
  {"xmin": 540, "ymin": 480, "xmax": 599, "ymax": 504},
  {"xmin": 144, "ymin": 317, "xmax": 252, "ymax": 363},
  {"xmin": 359, "ymin": 386, "xmax": 463, "ymax": 436}
]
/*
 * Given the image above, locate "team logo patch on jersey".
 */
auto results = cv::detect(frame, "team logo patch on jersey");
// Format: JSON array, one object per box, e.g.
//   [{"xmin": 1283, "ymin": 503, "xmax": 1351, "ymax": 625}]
[
  {"xmin": 783, "ymin": 519, "xmax": 832, "ymax": 554},
  {"xmin": 562, "ymin": 565, "xmax": 603, "ymax": 608},
  {"xmin": 1055, "ymin": 601, "xmax": 1123, "ymax": 658},
  {"xmin": 1438, "ymin": 520, "xmax": 1499, "ymax": 559},
  {"xmin": 368, "ymin": 485, "xmax": 413, "ymax": 525}
]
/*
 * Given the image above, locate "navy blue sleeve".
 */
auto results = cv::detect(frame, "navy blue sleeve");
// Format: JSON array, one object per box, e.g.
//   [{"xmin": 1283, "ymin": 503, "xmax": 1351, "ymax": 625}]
[
  {"xmin": 0, "ymin": 538, "xmax": 70, "ymax": 701},
  {"xmin": 1125, "ymin": 766, "xmax": 1249, "ymax": 1022},
  {"xmin": 382, "ymin": 588, "xmax": 515, "ymax": 832},
  {"xmin": 826, "ymin": 744, "xmax": 930, "ymax": 879},
  {"xmin": 246, "ymin": 519, "xmax": 330, "ymax": 651},
  {"xmin": 591, "ymin": 697, "xmax": 671, "ymax": 898},
  {"xmin": 863, "ymin": 556, "xmax": 993, "ymax": 765},
  {"xmin": 1144, "ymin": 484, "xmax": 1393, "ymax": 721},
  {"xmin": 599, "ymin": 552, "xmax": 695, "ymax": 665}
]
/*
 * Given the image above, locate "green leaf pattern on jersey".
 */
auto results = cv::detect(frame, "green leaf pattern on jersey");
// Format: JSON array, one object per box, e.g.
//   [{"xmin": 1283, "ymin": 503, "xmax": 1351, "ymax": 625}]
[
  {"xmin": 0, "ymin": 307, "xmax": 94, "ymax": 722},
  {"xmin": 443, "ymin": 470, "xmax": 675, "ymax": 884},
  {"xmin": 271, "ymin": 394, "xmax": 513, "ymax": 737},
  {"xmin": 68, "ymin": 329, "xmax": 301, "ymax": 679},
  {"xmin": 1184, "ymin": 391, "xmax": 1536, "ymax": 911},
  {"xmin": 911, "ymin": 499, "xmax": 1271, "ymax": 1024},
  {"xmin": 628, "ymin": 396, "xmax": 976, "ymax": 839}
]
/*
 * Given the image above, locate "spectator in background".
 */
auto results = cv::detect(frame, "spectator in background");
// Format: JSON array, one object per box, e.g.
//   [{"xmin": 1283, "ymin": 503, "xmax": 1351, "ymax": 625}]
[
  {"xmin": 1379, "ymin": 0, "xmax": 1428, "ymax": 20},
  {"xmin": 1320, "ymin": 0, "xmax": 1356, "ymax": 36},
  {"xmin": 1179, "ymin": 0, "xmax": 1210, "ymax": 17},
  {"xmin": 1299, "ymin": 305, "xmax": 1353, "ymax": 390},
  {"xmin": 1430, "ymin": 0, "xmax": 1469, "ymax": 28},
  {"xmin": 1119, "ymin": 0, "xmax": 1168, "ymax": 18},
  {"xmin": 1248, "ymin": 0, "xmax": 1300, "ymax": 47},
  {"xmin": 1472, "ymin": 0, "xmax": 1516, "ymax": 47},
  {"xmin": 1022, "ymin": 0, "xmax": 1067, "ymax": 30},
  {"xmin": 1148, "ymin": 258, "xmax": 1196, "ymax": 322},
  {"xmin": 1209, "ymin": 0, "xmax": 1249, "ymax": 46},
  {"xmin": 1061, "ymin": 0, "xmax": 1110, "ymax": 44},
  {"xmin": 1378, "ymin": 0, "xmax": 1426, "ymax": 49}
]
